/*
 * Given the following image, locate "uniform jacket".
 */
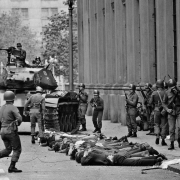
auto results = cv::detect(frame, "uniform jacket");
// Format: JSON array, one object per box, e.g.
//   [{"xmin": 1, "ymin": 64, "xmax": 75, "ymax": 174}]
[
  {"xmin": 126, "ymin": 92, "xmax": 139, "ymax": 108},
  {"xmin": 0, "ymin": 104, "xmax": 22, "ymax": 128},
  {"xmin": 16, "ymin": 49, "xmax": 26, "ymax": 62},
  {"xmin": 24, "ymin": 93, "xmax": 45, "ymax": 114},
  {"xmin": 90, "ymin": 97, "xmax": 104, "ymax": 111},
  {"xmin": 78, "ymin": 91, "xmax": 88, "ymax": 104},
  {"xmin": 149, "ymin": 89, "xmax": 166, "ymax": 109}
]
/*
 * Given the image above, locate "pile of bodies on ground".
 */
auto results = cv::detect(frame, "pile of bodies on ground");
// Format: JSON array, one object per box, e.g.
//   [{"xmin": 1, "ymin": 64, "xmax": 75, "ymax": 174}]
[{"xmin": 37, "ymin": 130, "xmax": 168, "ymax": 166}]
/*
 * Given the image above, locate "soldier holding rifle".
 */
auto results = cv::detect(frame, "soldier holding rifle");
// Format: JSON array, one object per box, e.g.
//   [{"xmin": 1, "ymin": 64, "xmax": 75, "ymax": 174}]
[
  {"xmin": 125, "ymin": 84, "xmax": 139, "ymax": 137},
  {"xmin": 90, "ymin": 90, "xmax": 104, "ymax": 133}
]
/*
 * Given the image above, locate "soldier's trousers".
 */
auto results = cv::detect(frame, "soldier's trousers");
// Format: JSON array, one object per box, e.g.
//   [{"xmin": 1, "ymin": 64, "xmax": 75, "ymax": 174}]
[
  {"xmin": 168, "ymin": 114, "xmax": 180, "ymax": 141},
  {"xmin": 149, "ymin": 111, "xmax": 154, "ymax": 129},
  {"xmin": 76, "ymin": 104, "xmax": 87, "ymax": 129},
  {"xmin": 0, "ymin": 128, "xmax": 21, "ymax": 162},
  {"xmin": 30, "ymin": 112, "xmax": 44, "ymax": 137},
  {"xmin": 154, "ymin": 111, "xmax": 168, "ymax": 139},
  {"xmin": 126, "ymin": 108, "xmax": 137, "ymax": 133},
  {"xmin": 92, "ymin": 110, "xmax": 103, "ymax": 129}
]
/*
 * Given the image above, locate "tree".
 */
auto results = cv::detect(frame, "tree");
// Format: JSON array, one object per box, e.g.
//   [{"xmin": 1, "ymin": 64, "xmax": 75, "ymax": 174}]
[
  {"xmin": 41, "ymin": 3, "xmax": 78, "ymax": 82},
  {"xmin": 0, "ymin": 12, "xmax": 41, "ymax": 65}
]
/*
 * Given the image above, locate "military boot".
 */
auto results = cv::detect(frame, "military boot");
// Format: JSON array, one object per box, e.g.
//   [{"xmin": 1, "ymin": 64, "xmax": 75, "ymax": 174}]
[
  {"xmin": 127, "ymin": 132, "xmax": 132, "ymax": 137},
  {"xmin": 131, "ymin": 132, "xmax": 137, "ymax": 137},
  {"xmin": 31, "ymin": 135, "xmax": 35, "ymax": 144},
  {"xmin": 93, "ymin": 128, "xmax": 98, "ymax": 133},
  {"xmin": 79, "ymin": 124, "xmax": 87, "ymax": 131},
  {"xmin": 8, "ymin": 161, "xmax": 22, "ymax": 173},
  {"xmin": 96, "ymin": 128, "xmax": 101, "ymax": 133},
  {"xmin": 155, "ymin": 137, "xmax": 159, "ymax": 145},
  {"xmin": 161, "ymin": 139, "xmax": 167, "ymax": 146},
  {"xmin": 168, "ymin": 141, "xmax": 174, "ymax": 150},
  {"xmin": 178, "ymin": 138, "xmax": 180, "ymax": 148},
  {"xmin": 71, "ymin": 128, "xmax": 79, "ymax": 135}
]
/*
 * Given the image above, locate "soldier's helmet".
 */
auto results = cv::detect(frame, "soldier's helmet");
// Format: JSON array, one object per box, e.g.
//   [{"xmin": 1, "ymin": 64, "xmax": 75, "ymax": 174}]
[
  {"xmin": 167, "ymin": 79, "xmax": 176, "ymax": 88},
  {"xmin": 145, "ymin": 83, "xmax": 152, "ymax": 90},
  {"xmin": 94, "ymin": 90, "xmax": 100, "ymax": 95},
  {"xmin": 4, "ymin": 91, "xmax": 15, "ymax": 101},
  {"xmin": 79, "ymin": 83, "xmax": 85, "ymax": 89},
  {"xmin": 130, "ymin": 84, "xmax": 136, "ymax": 91},
  {"xmin": 17, "ymin": 43, "xmax": 22, "ymax": 47},
  {"xmin": 36, "ymin": 86, "xmax": 43, "ymax": 93},
  {"xmin": 152, "ymin": 84, "xmax": 157, "ymax": 91},
  {"xmin": 156, "ymin": 79, "xmax": 164, "ymax": 88}
]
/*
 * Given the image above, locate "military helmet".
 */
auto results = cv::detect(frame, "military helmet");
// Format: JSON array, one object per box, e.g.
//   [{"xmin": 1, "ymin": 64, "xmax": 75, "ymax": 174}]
[
  {"xmin": 79, "ymin": 83, "xmax": 85, "ymax": 89},
  {"xmin": 36, "ymin": 86, "xmax": 43, "ymax": 93},
  {"xmin": 130, "ymin": 84, "xmax": 136, "ymax": 91},
  {"xmin": 145, "ymin": 83, "xmax": 152, "ymax": 89},
  {"xmin": 167, "ymin": 79, "xmax": 176, "ymax": 88},
  {"xmin": 4, "ymin": 91, "xmax": 15, "ymax": 101},
  {"xmin": 156, "ymin": 79, "xmax": 164, "ymax": 88},
  {"xmin": 94, "ymin": 90, "xmax": 100, "ymax": 95},
  {"xmin": 17, "ymin": 43, "xmax": 22, "ymax": 47},
  {"xmin": 152, "ymin": 84, "xmax": 157, "ymax": 91}
]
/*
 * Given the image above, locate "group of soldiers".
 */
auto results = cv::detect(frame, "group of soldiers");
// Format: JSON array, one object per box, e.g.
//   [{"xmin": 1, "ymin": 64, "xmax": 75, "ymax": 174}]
[{"xmin": 125, "ymin": 79, "xmax": 180, "ymax": 151}]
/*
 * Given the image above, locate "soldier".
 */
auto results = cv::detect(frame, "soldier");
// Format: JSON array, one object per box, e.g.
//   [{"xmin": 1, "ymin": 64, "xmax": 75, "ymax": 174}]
[
  {"xmin": 15, "ymin": 43, "xmax": 26, "ymax": 67},
  {"xmin": 144, "ymin": 83, "xmax": 154, "ymax": 135},
  {"xmin": 0, "ymin": 91, "xmax": 22, "ymax": 173},
  {"xmin": 90, "ymin": 90, "xmax": 104, "ymax": 133},
  {"xmin": 23, "ymin": 86, "xmax": 45, "ymax": 144},
  {"xmin": 125, "ymin": 84, "xmax": 139, "ymax": 137},
  {"xmin": 71, "ymin": 83, "xmax": 88, "ymax": 134},
  {"xmin": 163, "ymin": 79, "xmax": 180, "ymax": 150},
  {"xmin": 149, "ymin": 79, "xmax": 168, "ymax": 146}
]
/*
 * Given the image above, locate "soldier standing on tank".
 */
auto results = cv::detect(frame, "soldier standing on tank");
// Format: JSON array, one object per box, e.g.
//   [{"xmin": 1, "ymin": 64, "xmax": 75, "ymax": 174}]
[
  {"xmin": 23, "ymin": 86, "xmax": 45, "ymax": 144},
  {"xmin": 0, "ymin": 91, "xmax": 22, "ymax": 173},
  {"xmin": 125, "ymin": 84, "xmax": 139, "ymax": 137},
  {"xmin": 163, "ymin": 79, "xmax": 180, "ymax": 150},
  {"xmin": 90, "ymin": 90, "xmax": 104, "ymax": 133},
  {"xmin": 149, "ymin": 79, "xmax": 168, "ymax": 146},
  {"xmin": 71, "ymin": 83, "xmax": 88, "ymax": 134},
  {"xmin": 15, "ymin": 43, "xmax": 26, "ymax": 67}
]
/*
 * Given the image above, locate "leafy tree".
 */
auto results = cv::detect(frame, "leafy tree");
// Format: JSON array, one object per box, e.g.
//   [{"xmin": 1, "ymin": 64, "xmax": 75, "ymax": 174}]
[
  {"xmin": 0, "ymin": 12, "xmax": 41, "ymax": 65},
  {"xmin": 42, "ymin": 1, "xmax": 78, "ymax": 82}
]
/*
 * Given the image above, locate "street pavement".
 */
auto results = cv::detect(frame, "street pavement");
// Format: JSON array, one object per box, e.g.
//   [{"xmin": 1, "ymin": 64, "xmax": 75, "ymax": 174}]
[{"xmin": 0, "ymin": 116, "xmax": 180, "ymax": 180}]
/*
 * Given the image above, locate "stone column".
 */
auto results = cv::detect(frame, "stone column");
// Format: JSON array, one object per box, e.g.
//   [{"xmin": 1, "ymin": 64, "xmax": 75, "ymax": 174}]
[
  {"xmin": 114, "ymin": 0, "xmax": 127, "ymax": 84},
  {"xmin": 89, "ymin": 0, "xmax": 97, "ymax": 84},
  {"xmin": 156, "ymin": 0, "xmax": 174, "ymax": 79},
  {"xmin": 105, "ymin": 0, "xmax": 116, "ymax": 84},
  {"xmin": 77, "ymin": 0, "xmax": 84, "ymax": 83},
  {"xmin": 83, "ymin": 0, "xmax": 90, "ymax": 84},
  {"xmin": 96, "ymin": 0, "xmax": 106, "ymax": 84},
  {"xmin": 126, "ymin": 0, "xmax": 140, "ymax": 83}
]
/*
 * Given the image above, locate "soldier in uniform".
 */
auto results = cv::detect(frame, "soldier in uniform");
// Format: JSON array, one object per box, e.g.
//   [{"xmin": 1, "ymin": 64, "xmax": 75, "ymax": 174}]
[
  {"xmin": 125, "ymin": 84, "xmax": 139, "ymax": 137},
  {"xmin": 71, "ymin": 83, "xmax": 88, "ymax": 134},
  {"xmin": 15, "ymin": 43, "xmax": 26, "ymax": 67},
  {"xmin": 144, "ymin": 83, "xmax": 155, "ymax": 135},
  {"xmin": 149, "ymin": 79, "xmax": 168, "ymax": 146},
  {"xmin": 90, "ymin": 90, "xmax": 104, "ymax": 133},
  {"xmin": 23, "ymin": 86, "xmax": 45, "ymax": 144},
  {"xmin": 163, "ymin": 79, "xmax": 180, "ymax": 150},
  {"xmin": 0, "ymin": 91, "xmax": 22, "ymax": 173}
]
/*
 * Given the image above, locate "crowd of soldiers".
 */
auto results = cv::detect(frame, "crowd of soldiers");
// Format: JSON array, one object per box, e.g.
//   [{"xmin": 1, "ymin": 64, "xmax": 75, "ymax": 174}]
[{"xmin": 125, "ymin": 79, "xmax": 180, "ymax": 151}]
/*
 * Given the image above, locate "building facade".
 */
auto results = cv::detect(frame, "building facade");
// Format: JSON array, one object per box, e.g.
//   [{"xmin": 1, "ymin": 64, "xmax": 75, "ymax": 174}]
[
  {"xmin": 0, "ymin": 0, "xmax": 67, "ymax": 40},
  {"xmin": 77, "ymin": 0, "xmax": 180, "ymax": 124}
]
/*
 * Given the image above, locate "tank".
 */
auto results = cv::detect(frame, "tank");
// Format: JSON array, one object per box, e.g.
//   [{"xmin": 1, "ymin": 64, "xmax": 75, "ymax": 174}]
[{"xmin": 44, "ymin": 90, "xmax": 79, "ymax": 132}]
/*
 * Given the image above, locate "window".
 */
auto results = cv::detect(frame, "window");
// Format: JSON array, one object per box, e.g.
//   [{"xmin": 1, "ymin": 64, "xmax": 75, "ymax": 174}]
[
  {"xmin": 12, "ymin": 8, "xmax": 29, "ymax": 19},
  {"xmin": 41, "ymin": 8, "xmax": 58, "ymax": 19}
]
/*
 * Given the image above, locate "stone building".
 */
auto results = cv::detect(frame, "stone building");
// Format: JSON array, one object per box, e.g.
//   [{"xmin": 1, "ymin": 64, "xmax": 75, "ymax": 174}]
[{"xmin": 77, "ymin": 0, "xmax": 180, "ymax": 124}]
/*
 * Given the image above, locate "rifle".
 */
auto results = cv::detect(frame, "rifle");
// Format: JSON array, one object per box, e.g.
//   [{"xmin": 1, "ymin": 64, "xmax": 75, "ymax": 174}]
[
  {"xmin": 139, "ymin": 84, "xmax": 147, "ymax": 100},
  {"xmin": 124, "ymin": 90, "xmax": 128, "ymax": 111}
]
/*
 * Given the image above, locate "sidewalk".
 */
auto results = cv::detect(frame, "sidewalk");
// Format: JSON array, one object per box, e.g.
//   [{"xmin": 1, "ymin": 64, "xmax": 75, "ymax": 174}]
[{"xmin": 85, "ymin": 116, "xmax": 180, "ymax": 174}]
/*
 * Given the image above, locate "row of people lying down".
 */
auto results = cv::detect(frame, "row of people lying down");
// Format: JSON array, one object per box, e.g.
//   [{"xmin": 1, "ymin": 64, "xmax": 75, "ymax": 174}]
[{"xmin": 39, "ymin": 133, "xmax": 167, "ymax": 166}]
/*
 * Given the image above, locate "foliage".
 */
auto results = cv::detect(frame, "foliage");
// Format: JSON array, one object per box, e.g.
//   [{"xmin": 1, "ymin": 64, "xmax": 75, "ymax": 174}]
[
  {"xmin": 42, "ymin": 2, "xmax": 78, "ymax": 82},
  {"xmin": 0, "ymin": 12, "xmax": 41, "ymax": 65}
]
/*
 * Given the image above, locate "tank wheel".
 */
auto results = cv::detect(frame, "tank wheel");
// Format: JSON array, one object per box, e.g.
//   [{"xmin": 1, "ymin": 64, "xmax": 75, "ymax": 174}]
[
  {"xmin": 68, "ymin": 115, "xmax": 72, "ymax": 132},
  {"xmin": 72, "ymin": 112, "xmax": 77, "ymax": 129},
  {"xmin": 60, "ymin": 114, "xmax": 64, "ymax": 131},
  {"xmin": 64, "ymin": 115, "xmax": 68, "ymax": 132}
]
